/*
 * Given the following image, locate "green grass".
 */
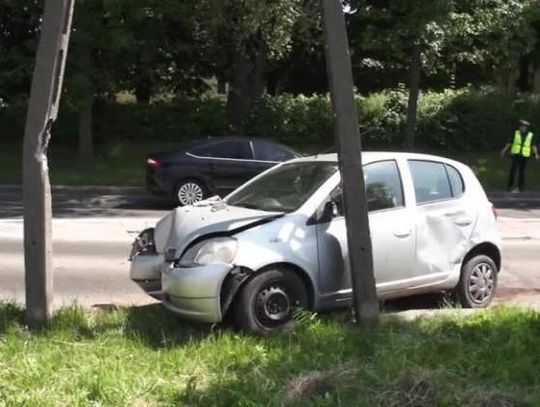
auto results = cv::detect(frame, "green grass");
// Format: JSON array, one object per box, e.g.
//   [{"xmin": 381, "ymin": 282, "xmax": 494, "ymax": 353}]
[
  {"xmin": 1, "ymin": 304, "xmax": 539, "ymax": 405},
  {"xmin": 1, "ymin": 142, "xmax": 539, "ymax": 190},
  {"xmin": 0, "ymin": 142, "xmax": 173, "ymax": 187}
]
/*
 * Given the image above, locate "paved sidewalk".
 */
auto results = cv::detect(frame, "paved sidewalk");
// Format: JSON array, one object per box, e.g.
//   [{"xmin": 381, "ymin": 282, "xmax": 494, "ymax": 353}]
[{"xmin": 497, "ymin": 216, "xmax": 540, "ymax": 241}]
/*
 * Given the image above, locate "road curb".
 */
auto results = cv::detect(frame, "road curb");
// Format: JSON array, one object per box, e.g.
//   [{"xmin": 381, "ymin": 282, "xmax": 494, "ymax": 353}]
[{"xmin": 0, "ymin": 184, "xmax": 147, "ymax": 196}]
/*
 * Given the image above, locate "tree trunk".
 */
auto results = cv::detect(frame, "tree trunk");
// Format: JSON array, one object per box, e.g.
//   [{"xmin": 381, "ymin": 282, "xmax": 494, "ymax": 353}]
[
  {"xmin": 404, "ymin": 41, "xmax": 421, "ymax": 151},
  {"xmin": 226, "ymin": 39, "xmax": 267, "ymax": 133},
  {"xmin": 320, "ymin": 0, "xmax": 379, "ymax": 326},
  {"xmin": 78, "ymin": 96, "xmax": 94, "ymax": 160},
  {"xmin": 135, "ymin": 83, "xmax": 151, "ymax": 104},
  {"xmin": 23, "ymin": 0, "xmax": 73, "ymax": 329}
]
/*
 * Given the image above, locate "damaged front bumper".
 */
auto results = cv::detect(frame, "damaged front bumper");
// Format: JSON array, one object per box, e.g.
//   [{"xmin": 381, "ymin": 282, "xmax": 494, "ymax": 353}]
[
  {"xmin": 131, "ymin": 253, "xmax": 248, "ymax": 323},
  {"xmin": 161, "ymin": 262, "xmax": 236, "ymax": 323},
  {"xmin": 129, "ymin": 227, "xmax": 252, "ymax": 323}
]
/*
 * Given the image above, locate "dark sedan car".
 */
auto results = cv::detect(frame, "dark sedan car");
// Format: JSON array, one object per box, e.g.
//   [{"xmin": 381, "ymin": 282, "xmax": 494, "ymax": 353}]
[{"xmin": 146, "ymin": 137, "xmax": 300, "ymax": 205}]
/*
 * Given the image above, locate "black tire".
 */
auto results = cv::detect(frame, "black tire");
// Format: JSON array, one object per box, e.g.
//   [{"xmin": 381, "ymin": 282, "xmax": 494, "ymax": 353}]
[
  {"xmin": 174, "ymin": 179, "xmax": 207, "ymax": 206},
  {"xmin": 232, "ymin": 269, "xmax": 308, "ymax": 336},
  {"xmin": 456, "ymin": 254, "xmax": 498, "ymax": 308}
]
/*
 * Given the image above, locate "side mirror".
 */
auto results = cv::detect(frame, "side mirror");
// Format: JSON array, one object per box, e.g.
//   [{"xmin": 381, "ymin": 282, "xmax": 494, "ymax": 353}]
[{"xmin": 323, "ymin": 200, "xmax": 340, "ymax": 219}]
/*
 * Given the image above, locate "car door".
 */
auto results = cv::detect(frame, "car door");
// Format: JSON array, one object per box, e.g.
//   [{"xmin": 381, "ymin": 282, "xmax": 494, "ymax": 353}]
[
  {"xmin": 190, "ymin": 140, "xmax": 255, "ymax": 194},
  {"xmin": 408, "ymin": 160, "xmax": 478, "ymax": 281},
  {"xmin": 315, "ymin": 160, "xmax": 416, "ymax": 303}
]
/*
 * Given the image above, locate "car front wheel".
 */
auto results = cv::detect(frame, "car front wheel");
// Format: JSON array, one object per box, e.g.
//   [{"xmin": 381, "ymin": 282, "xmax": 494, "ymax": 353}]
[
  {"xmin": 232, "ymin": 269, "xmax": 308, "ymax": 336},
  {"xmin": 456, "ymin": 254, "xmax": 498, "ymax": 308},
  {"xmin": 175, "ymin": 180, "xmax": 206, "ymax": 206}
]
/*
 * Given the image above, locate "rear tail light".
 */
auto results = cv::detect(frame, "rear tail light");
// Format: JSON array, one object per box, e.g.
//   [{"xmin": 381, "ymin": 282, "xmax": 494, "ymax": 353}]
[{"xmin": 147, "ymin": 158, "xmax": 162, "ymax": 170}]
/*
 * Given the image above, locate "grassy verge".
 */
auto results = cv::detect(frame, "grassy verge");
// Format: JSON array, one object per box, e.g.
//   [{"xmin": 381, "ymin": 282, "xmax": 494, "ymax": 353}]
[
  {"xmin": 1, "ymin": 304, "xmax": 539, "ymax": 405},
  {"xmin": 0, "ymin": 142, "xmax": 173, "ymax": 187},
  {"xmin": 1, "ymin": 142, "xmax": 539, "ymax": 190}
]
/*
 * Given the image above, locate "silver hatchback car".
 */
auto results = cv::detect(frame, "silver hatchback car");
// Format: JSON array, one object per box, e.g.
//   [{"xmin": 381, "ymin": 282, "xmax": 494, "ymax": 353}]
[{"xmin": 130, "ymin": 152, "xmax": 501, "ymax": 335}]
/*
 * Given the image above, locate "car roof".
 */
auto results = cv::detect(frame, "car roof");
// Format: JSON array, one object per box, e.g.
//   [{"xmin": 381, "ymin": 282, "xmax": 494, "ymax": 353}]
[
  {"xmin": 186, "ymin": 136, "xmax": 297, "ymax": 151},
  {"xmin": 291, "ymin": 151, "xmax": 467, "ymax": 167}
]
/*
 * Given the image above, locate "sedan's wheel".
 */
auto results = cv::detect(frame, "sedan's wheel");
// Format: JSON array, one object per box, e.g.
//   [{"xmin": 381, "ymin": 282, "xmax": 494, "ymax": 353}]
[
  {"xmin": 456, "ymin": 254, "xmax": 498, "ymax": 308},
  {"xmin": 176, "ymin": 180, "xmax": 205, "ymax": 206},
  {"xmin": 233, "ymin": 269, "xmax": 308, "ymax": 336}
]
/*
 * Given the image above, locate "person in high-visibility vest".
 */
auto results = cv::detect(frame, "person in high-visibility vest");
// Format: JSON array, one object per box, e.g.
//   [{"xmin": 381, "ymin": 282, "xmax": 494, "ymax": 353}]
[{"xmin": 500, "ymin": 120, "xmax": 539, "ymax": 192}]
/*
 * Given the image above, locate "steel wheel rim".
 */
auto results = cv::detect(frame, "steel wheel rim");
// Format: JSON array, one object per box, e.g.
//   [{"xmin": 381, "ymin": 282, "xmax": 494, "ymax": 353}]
[
  {"xmin": 178, "ymin": 182, "xmax": 203, "ymax": 205},
  {"xmin": 255, "ymin": 285, "xmax": 292, "ymax": 326},
  {"xmin": 468, "ymin": 262, "xmax": 495, "ymax": 304}
]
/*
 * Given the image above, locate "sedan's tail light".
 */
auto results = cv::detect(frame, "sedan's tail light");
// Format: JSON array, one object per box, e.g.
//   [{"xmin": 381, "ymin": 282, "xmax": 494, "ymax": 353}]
[{"xmin": 147, "ymin": 158, "xmax": 162, "ymax": 170}]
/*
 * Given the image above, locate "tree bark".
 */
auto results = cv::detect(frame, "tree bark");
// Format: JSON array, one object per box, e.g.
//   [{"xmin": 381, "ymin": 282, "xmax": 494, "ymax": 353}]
[
  {"xmin": 404, "ymin": 41, "xmax": 421, "ymax": 150},
  {"xmin": 320, "ymin": 0, "xmax": 379, "ymax": 326},
  {"xmin": 23, "ymin": 0, "xmax": 73, "ymax": 329},
  {"xmin": 135, "ymin": 83, "xmax": 151, "ymax": 104},
  {"xmin": 78, "ymin": 96, "xmax": 94, "ymax": 160},
  {"xmin": 226, "ymin": 38, "xmax": 267, "ymax": 133}
]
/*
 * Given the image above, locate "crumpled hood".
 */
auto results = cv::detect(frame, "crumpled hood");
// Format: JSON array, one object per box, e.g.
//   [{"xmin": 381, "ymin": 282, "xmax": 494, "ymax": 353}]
[{"xmin": 153, "ymin": 200, "xmax": 282, "ymax": 258}]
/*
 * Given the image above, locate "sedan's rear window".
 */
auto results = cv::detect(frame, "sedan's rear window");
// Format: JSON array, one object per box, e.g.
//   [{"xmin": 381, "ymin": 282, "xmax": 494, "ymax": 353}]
[
  {"xmin": 191, "ymin": 141, "xmax": 252, "ymax": 160},
  {"xmin": 253, "ymin": 141, "xmax": 296, "ymax": 162}
]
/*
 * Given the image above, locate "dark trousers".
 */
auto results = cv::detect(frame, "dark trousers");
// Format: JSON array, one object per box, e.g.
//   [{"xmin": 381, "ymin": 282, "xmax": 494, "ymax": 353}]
[{"xmin": 507, "ymin": 155, "xmax": 528, "ymax": 191}]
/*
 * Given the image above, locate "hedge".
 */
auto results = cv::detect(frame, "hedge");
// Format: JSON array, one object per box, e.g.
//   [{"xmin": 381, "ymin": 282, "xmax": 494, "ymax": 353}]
[{"xmin": 1, "ymin": 88, "xmax": 538, "ymax": 151}]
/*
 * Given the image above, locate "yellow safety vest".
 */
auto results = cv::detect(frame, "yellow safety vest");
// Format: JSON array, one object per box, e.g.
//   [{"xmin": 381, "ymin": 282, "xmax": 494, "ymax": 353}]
[{"xmin": 511, "ymin": 131, "xmax": 533, "ymax": 157}]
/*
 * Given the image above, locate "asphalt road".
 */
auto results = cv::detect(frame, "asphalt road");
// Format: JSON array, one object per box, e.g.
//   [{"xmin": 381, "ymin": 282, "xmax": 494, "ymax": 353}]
[
  {"xmin": 1, "ymin": 185, "xmax": 540, "ymax": 219},
  {"xmin": 1, "ymin": 185, "xmax": 539, "ymax": 311}
]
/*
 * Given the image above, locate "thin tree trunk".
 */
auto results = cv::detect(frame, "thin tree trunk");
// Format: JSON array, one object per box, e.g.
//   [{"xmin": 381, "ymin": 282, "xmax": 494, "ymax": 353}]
[
  {"xmin": 320, "ymin": 0, "xmax": 379, "ymax": 326},
  {"xmin": 226, "ymin": 39, "xmax": 266, "ymax": 133},
  {"xmin": 78, "ymin": 96, "xmax": 93, "ymax": 159},
  {"xmin": 404, "ymin": 41, "xmax": 421, "ymax": 150},
  {"xmin": 135, "ymin": 83, "xmax": 151, "ymax": 104},
  {"xmin": 23, "ymin": 0, "xmax": 73, "ymax": 329}
]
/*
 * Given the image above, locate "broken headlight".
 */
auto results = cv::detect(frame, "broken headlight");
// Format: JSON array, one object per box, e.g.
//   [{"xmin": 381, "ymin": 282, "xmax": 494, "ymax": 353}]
[
  {"xmin": 178, "ymin": 237, "xmax": 237, "ymax": 267},
  {"xmin": 129, "ymin": 228, "xmax": 156, "ymax": 260}
]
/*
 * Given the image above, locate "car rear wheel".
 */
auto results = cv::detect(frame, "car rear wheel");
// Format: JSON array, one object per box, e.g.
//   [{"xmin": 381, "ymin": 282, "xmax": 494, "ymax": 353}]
[
  {"xmin": 456, "ymin": 255, "xmax": 498, "ymax": 308},
  {"xmin": 175, "ymin": 180, "xmax": 206, "ymax": 206},
  {"xmin": 232, "ymin": 269, "xmax": 308, "ymax": 336}
]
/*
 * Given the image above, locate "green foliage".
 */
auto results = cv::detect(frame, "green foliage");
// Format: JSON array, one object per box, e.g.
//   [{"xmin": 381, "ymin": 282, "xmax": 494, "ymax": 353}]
[
  {"xmin": 194, "ymin": 0, "xmax": 306, "ymax": 63},
  {"xmin": 0, "ymin": 304, "xmax": 539, "ymax": 405},
  {"xmin": 246, "ymin": 94, "xmax": 333, "ymax": 147},
  {"xmin": 2, "ymin": 89, "xmax": 539, "ymax": 150},
  {"xmin": 0, "ymin": 0, "xmax": 42, "ymax": 103}
]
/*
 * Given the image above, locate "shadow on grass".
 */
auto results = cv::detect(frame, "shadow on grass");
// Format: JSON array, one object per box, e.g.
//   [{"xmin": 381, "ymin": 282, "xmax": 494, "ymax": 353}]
[
  {"xmin": 1, "ymin": 302, "xmax": 540, "ymax": 405},
  {"xmin": 122, "ymin": 303, "xmax": 215, "ymax": 348},
  {"xmin": 169, "ymin": 307, "xmax": 540, "ymax": 405},
  {"xmin": 0, "ymin": 302, "xmax": 25, "ymax": 334}
]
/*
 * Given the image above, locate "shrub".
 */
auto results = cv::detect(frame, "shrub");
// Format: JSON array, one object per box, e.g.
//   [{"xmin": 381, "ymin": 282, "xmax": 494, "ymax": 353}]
[{"xmin": 1, "ymin": 89, "xmax": 538, "ymax": 151}]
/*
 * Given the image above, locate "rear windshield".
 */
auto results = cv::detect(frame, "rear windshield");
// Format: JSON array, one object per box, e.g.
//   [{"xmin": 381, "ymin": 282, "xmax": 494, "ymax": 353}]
[{"xmin": 227, "ymin": 162, "xmax": 338, "ymax": 213}]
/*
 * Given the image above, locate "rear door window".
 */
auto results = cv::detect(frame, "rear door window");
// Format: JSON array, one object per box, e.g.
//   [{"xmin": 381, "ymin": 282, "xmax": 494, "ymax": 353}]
[
  {"xmin": 253, "ymin": 141, "xmax": 296, "ymax": 162},
  {"xmin": 191, "ymin": 141, "xmax": 253, "ymax": 160},
  {"xmin": 408, "ymin": 160, "xmax": 452, "ymax": 204},
  {"xmin": 445, "ymin": 164, "xmax": 465, "ymax": 197}
]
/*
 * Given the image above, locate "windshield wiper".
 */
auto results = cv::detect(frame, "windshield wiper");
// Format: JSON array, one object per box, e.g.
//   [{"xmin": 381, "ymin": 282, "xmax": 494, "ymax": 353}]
[{"xmin": 232, "ymin": 202, "xmax": 261, "ymax": 210}]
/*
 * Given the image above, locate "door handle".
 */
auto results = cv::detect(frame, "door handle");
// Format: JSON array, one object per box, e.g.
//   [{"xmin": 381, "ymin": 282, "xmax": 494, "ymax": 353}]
[
  {"xmin": 454, "ymin": 218, "xmax": 472, "ymax": 227},
  {"xmin": 394, "ymin": 230, "xmax": 411, "ymax": 238}
]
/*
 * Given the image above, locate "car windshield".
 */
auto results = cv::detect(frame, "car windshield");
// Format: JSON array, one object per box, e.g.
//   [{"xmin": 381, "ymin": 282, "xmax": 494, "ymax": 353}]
[{"xmin": 226, "ymin": 161, "xmax": 338, "ymax": 213}]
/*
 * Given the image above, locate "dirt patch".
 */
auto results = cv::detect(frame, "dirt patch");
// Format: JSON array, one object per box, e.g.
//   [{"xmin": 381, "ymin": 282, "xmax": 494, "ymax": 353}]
[
  {"xmin": 475, "ymin": 391, "xmax": 518, "ymax": 407},
  {"xmin": 377, "ymin": 368, "xmax": 438, "ymax": 407},
  {"xmin": 282, "ymin": 364, "xmax": 357, "ymax": 405}
]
